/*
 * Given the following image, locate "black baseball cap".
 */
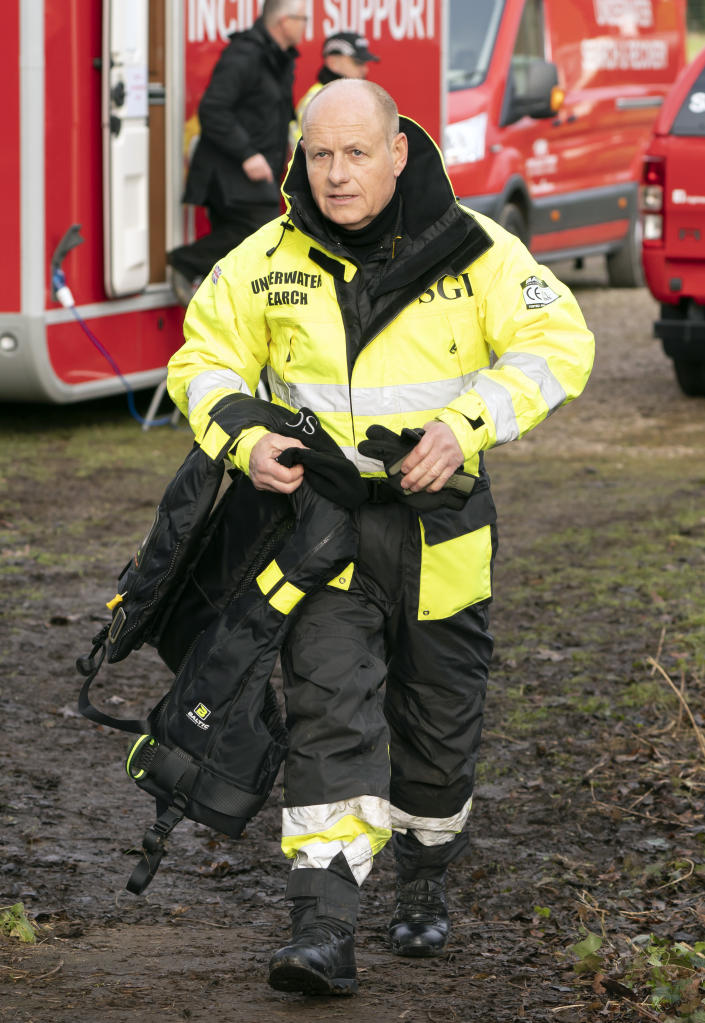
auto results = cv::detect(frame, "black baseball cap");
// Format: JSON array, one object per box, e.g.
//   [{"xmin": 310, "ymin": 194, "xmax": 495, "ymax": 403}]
[{"xmin": 322, "ymin": 32, "xmax": 380, "ymax": 63}]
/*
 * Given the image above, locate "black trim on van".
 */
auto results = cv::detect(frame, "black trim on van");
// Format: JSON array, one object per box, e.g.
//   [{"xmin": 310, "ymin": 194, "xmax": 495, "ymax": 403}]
[
  {"xmin": 458, "ymin": 181, "xmax": 637, "ymax": 244},
  {"xmin": 531, "ymin": 183, "xmax": 638, "ymax": 235}
]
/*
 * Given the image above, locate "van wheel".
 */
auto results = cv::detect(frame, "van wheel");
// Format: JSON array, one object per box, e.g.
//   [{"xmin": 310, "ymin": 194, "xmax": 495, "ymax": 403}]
[
  {"xmin": 606, "ymin": 216, "xmax": 643, "ymax": 288},
  {"xmin": 499, "ymin": 203, "xmax": 529, "ymax": 246},
  {"xmin": 672, "ymin": 358, "xmax": 705, "ymax": 397}
]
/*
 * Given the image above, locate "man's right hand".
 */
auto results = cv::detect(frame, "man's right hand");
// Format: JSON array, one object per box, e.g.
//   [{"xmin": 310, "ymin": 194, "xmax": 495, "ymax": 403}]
[
  {"xmin": 249, "ymin": 432, "xmax": 305, "ymax": 494},
  {"xmin": 242, "ymin": 153, "xmax": 274, "ymax": 182}
]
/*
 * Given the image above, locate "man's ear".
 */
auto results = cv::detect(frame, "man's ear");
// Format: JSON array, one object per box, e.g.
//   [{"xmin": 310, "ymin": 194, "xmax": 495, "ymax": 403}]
[{"xmin": 392, "ymin": 132, "xmax": 408, "ymax": 178}]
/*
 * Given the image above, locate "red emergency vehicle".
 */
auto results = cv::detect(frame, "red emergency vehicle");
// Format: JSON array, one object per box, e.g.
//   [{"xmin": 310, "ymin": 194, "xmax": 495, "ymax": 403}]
[
  {"xmin": 640, "ymin": 46, "xmax": 705, "ymax": 396},
  {"xmin": 0, "ymin": 0, "xmax": 686, "ymax": 404}
]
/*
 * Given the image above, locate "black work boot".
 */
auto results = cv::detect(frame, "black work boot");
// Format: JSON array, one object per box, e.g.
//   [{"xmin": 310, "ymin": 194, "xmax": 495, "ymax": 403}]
[
  {"xmin": 268, "ymin": 862, "xmax": 359, "ymax": 996},
  {"xmin": 389, "ymin": 876, "xmax": 450, "ymax": 957},
  {"xmin": 388, "ymin": 830, "xmax": 467, "ymax": 958}
]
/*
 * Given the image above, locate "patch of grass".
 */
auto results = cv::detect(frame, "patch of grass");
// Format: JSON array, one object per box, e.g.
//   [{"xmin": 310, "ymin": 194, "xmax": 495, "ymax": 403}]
[
  {"xmin": 0, "ymin": 903, "xmax": 37, "ymax": 943},
  {"xmin": 493, "ymin": 460, "xmax": 705, "ymax": 678},
  {"xmin": 618, "ymin": 679, "xmax": 672, "ymax": 710}
]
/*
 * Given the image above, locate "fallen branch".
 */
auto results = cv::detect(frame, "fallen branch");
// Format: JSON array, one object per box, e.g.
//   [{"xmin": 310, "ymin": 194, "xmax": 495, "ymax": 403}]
[
  {"xmin": 632, "ymin": 1002, "xmax": 663, "ymax": 1022},
  {"xmin": 647, "ymin": 657, "xmax": 705, "ymax": 761},
  {"xmin": 35, "ymin": 960, "xmax": 63, "ymax": 981},
  {"xmin": 650, "ymin": 625, "xmax": 666, "ymax": 672},
  {"xmin": 589, "ymin": 781, "xmax": 675, "ymax": 826},
  {"xmin": 651, "ymin": 858, "xmax": 695, "ymax": 892}
]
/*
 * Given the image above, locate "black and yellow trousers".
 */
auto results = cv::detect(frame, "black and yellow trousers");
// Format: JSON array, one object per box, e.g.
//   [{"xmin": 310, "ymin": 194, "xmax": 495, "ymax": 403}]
[{"xmin": 280, "ymin": 496, "xmax": 496, "ymax": 886}]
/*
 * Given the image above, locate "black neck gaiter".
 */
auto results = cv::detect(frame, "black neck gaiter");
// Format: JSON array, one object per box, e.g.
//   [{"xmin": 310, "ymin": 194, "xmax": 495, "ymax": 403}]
[{"xmin": 326, "ymin": 189, "xmax": 401, "ymax": 261}]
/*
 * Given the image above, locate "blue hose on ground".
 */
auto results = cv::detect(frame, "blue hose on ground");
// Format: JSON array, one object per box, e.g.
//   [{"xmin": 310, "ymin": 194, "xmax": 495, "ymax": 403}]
[{"xmin": 53, "ymin": 268, "xmax": 175, "ymax": 428}]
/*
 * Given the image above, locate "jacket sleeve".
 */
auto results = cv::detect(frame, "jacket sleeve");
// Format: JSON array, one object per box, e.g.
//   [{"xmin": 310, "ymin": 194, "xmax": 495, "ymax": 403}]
[
  {"xmin": 166, "ymin": 249, "xmax": 269, "ymax": 466},
  {"xmin": 198, "ymin": 42, "xmax": 261, "ymax": 163},
  {"xmin": 436, "ymin": 218, "xmax": 595, "ymax": 457}
]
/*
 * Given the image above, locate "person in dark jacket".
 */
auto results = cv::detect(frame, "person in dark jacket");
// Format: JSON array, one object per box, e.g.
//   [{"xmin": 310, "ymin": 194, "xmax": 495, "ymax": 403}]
[{"xmin": 167, "ymin": 0, "xmax": 307, "ymax": 303}]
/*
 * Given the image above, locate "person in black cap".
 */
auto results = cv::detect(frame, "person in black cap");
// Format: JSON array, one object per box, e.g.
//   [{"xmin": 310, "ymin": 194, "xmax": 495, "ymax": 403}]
[{"xmin": 290, "ymin": 32, "xmax": 380, "ymax": 146}]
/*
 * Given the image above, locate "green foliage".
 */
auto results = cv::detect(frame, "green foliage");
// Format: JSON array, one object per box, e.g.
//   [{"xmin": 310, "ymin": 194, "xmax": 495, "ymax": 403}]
[
  {"xmin": 0, "ymin": 903, "xmax": 37, "ymax": 943},
  {"xmin": 567, "ymin": 931, "xmax": 705, "ymax": 1018},
  {"xmin": 568, "ymin": 927, "xmax": 604, "ymax": 974},
  {"xmin": 627, "ymin": 936, "xmax": 705, "ymax": 1019}
]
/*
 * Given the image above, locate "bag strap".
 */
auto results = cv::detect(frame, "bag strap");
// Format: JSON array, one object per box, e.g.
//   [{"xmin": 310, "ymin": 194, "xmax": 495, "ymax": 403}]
[
  {"xmin": 125, "ymin": 760, "xmax": 200, "ymax": 894},
  {"xmin": 76, "ymin": 624, "xmax": 149, "ymax": 734}
]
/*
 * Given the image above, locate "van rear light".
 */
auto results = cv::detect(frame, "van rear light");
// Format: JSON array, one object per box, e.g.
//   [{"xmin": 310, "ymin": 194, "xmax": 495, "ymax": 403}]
[
  {"xmin": 640, "ymin": 156, "xmax": 665, "ymax": 244},
  {"xmin": 643, "ymin": 214, "xmax": 663, "ymax": 241}
]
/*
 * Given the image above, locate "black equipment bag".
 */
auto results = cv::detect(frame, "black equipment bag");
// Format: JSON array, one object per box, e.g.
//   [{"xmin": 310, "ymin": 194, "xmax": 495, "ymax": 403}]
[{"xmin": 77, "ymin": 400, "xmax": 366, "ymax": 894}]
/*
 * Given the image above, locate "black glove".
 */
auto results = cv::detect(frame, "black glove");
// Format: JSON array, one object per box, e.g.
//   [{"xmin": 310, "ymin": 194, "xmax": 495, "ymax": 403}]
[
  {"xmin": 277, "ymin": 447, "xmax": 368, "ymax": 509},
  {"xmin": 357, "ymin": 425, "xmax": 476, "ymax": 511}
]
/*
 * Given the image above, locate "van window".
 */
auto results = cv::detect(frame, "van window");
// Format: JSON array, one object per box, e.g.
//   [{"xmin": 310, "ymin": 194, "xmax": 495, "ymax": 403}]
[
  {"xmin": 510, "ymin": 0, "xmax": 546, "ymax": 96},
  {"xmin": 448, "ymin": 0, "xmax": 506, "ymax": 92},
  {"xmin": 671, "ymin": 67, "xmax": 705, "ymax": 137}
]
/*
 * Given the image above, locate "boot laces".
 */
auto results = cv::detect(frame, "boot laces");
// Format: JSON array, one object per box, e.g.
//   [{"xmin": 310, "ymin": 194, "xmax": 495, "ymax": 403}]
[
  {"xmin": 395, "ymin": 878, "xmax": 447, "ymax": 914},
  {"xmin": 293, "ymin": 918, "xmax": 352, "ymax": 944}
]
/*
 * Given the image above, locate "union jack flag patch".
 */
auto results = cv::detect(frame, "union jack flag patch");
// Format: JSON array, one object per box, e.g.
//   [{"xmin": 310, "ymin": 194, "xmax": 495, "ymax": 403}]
[{"xmin": 212, "ymin": 264, "xmax": 223, "ymax": 285}]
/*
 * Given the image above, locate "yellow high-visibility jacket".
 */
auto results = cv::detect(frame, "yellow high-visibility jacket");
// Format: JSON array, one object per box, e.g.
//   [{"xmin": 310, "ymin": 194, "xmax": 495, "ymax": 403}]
[{"xmin": 167, "ymin": 117, "xmax": 594, "ymax": 621}]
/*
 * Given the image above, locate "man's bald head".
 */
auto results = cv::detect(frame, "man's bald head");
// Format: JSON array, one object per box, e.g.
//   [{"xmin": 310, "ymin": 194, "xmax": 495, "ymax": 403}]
[
  {"xmin": 299, "ymin": 78, "xmax": 408, "ymax": 231},
  {"xmin": 301, "ymin": 79, "xmax": 400, "ymax": 145}
]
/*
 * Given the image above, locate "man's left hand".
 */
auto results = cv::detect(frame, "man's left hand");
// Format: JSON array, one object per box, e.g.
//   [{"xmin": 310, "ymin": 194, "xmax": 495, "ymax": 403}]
[{"xmin": 400, "ymin": 421, "xmax": 464, "ymax": 494}]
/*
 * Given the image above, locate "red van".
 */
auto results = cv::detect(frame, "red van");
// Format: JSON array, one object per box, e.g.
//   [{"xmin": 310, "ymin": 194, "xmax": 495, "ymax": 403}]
[
  {"xmin": 445, "ymin": 0, "xmax": 686, "ymax": 287},
  {"xmin": 0, "ymin": 0, "xmax": 687, "ymax": 404},
  {"xmin": 640, "ymin": 47, "xmax": 705, "ymax": 396}
]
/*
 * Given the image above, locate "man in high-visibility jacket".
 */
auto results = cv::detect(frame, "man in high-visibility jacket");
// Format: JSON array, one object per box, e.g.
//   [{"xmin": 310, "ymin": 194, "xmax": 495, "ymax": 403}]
[{"xmin": 167, "ymin": 79, "xmax": 594, "ymax": 996}]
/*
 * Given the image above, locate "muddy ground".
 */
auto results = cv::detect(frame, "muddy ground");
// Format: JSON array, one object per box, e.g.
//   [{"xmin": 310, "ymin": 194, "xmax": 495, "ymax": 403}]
[{"xmin": 1, "ymin": 258, "xmax": 704, "ymax": 1022}]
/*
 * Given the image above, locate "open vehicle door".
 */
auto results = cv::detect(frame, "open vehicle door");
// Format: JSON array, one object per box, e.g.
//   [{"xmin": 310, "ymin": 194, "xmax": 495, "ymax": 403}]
[{"xmin": 102, "ymin": 0, "xmax": 150, "ymax": 297}]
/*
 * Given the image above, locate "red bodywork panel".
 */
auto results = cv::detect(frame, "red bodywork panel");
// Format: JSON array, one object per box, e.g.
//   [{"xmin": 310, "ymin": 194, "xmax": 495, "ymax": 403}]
[
  {"xmin": 642, "ymin": 48, "xmax": 705, "ymax": 307},
  {"xmin": 1, "ymin": 1, "xmax": 21, "ymax": 313},
  {"xmin": 46, "ymin": 306, "xmax": 186, "ymax": 384}
]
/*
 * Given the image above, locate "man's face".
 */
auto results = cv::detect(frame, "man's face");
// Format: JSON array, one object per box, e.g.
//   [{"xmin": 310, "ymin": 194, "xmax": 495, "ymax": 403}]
[
  {"xmin": 280, "ymin": 1, "xmax": 308, "ymax": 48},
  {"xmin": 303, "ymin": 91, "xmax": 408, "ymax": 231},
  {"xmin": 325, "ymin": 53, "xmax": 370, "ymax": 79}
]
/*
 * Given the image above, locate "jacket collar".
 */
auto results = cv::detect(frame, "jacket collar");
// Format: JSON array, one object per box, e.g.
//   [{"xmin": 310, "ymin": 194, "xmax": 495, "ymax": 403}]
[{"xmin": 281, "ymin": 116, "xmax": 492, "ymax": 284}]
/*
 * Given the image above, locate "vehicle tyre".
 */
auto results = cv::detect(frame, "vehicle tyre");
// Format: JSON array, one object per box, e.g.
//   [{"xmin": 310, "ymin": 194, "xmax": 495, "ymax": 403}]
[
  {"xmin": 672, "ymin": 357, "xmax": 705, "ymax": 397},
  {"xmin": 499, "ymin": 202, "xmax": 529, "ymax": 246},
  {"xmin": 606, "ymin": 215, "xmax": 644, "ymax": 288}
]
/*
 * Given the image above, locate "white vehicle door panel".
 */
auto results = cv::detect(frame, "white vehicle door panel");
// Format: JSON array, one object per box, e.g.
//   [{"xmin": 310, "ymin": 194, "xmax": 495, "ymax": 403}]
[{"xmin": 102, "ymin": 0, "xmax": 150, "ymax": 297}]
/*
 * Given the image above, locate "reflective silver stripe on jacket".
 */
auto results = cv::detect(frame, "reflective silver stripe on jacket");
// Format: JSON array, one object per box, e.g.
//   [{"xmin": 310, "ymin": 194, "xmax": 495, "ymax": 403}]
[
  {"xmin": 494, "ymin": 351, "xmax": 567, "ymax": 415},
  {"xmin": 186, "ymin": 369, "xmax": 252, "ymax": 416},
  {"xmin": 471, "ymin": 373, "xmax": 519, "ymax": 444},
  {"xmin": 267, "ymin": 368, "xmax": 349, "ymax": 413},
  {"xmin": 268, "ymin": 367, "xmax": 479, "ymax": 417}
]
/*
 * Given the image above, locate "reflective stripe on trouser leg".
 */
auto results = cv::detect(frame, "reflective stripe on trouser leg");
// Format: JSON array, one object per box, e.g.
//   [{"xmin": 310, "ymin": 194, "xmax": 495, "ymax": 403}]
[
  {"xmin": 390, "ymin": 796, "xmax": 474, "ymax": 845},
  {"xmin": 280, "ymin": 585, "xmax": 393, "ymax": 884},
  {"xmin": 282, "ymin": 796, "xmax": 392, "ymax": 886}
]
